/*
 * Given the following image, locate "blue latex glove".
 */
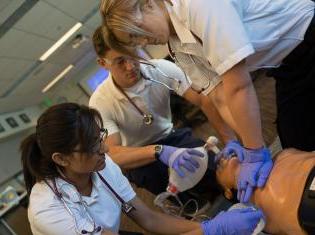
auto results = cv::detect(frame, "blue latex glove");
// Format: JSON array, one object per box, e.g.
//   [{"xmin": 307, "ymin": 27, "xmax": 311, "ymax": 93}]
[
  {"xmin": 237, "ymin": 147, "xmax": 273, "ymax": 203},
  {"xmin": 257, "ymin": 159, "xmax": 273, "ymax": 187},
  {"xmin": 159, "ymin": 146, "xmax": 203, "ymax": 177},
  {"xmin": 218, "ymin": 142, "xmax": 273, "ymax": 202},
  {"xmin": 215, "ymin": 140, "xmax": 243, "ymax": 163},
  {"xmin": 214, "ymin": 140, "xmax": 244, "ymax": 163},
  {"xmin": 201, "ymin": 208, "xmax": 264, "ymax": 235}
]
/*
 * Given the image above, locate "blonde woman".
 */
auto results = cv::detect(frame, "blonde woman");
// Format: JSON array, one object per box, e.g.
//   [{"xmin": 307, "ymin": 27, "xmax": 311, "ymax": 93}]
[{"xmin": 100, "ymin": 0, "xmax": 315, "ymax": 202}]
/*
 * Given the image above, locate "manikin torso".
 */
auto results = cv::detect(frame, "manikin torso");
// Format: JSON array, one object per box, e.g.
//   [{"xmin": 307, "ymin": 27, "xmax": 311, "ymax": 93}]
[{"xmin": 252, "ymin": 149, "xmax": 315, "ymax": 235}]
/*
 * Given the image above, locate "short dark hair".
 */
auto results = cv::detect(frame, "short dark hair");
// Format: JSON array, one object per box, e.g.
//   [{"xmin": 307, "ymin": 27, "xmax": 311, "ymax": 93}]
[
  {"xmin": 92, "ymin": 26, "xmax": 111, "ymax": 58},
  {"xmin": 20, "ymin": 103, "xmax": 103, "ymax": 196}
]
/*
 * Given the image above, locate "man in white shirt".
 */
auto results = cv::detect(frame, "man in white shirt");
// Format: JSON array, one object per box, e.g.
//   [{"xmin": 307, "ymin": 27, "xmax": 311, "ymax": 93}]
[{"xmin": 89, "ymin": 27, "xmax": 229, "ymax": 204}]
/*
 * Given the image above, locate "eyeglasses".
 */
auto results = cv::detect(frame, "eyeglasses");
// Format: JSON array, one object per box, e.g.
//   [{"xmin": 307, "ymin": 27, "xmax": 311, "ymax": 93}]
[
  {"xmin": 73, "ymin": 128, "xmax": 108, "ymax": 154},
  {"xmin": 100, "ymin": 127, "xmax": 108, "ymax": 143},
  {"xmin": 103, "ymin": 56, "xmax": 138, "ymax": 67}
]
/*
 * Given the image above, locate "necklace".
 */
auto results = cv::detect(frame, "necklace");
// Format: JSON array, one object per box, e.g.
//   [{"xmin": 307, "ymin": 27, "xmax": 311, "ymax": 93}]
[{"xmin": 112, "ymin": 78, "xmax": 154, "ymax": 125}]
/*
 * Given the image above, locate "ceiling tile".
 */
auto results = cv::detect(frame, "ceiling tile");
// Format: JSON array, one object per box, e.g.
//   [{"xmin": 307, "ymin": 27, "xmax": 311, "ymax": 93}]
[
  {"xmin": 0, "ymin": 1, "xmax": 102, "ymax": 113},
  {"xmin": 84, "ymin": 12, "xmax": 101, "ymax": 29},
  {"xmin": 0, "ymin": 79, "xmax": 16, "ymax": 98},
  {"xmin": 0, "ymin": 0, "xmax": 24, "ymax": 25},
  {"xmin": 0, "ymin": 58, "xmax": 35, "ymax": 82},
  {"xmin": 43, "ymin": 0, "xmax": 99, "ymax": 22},
  {"xmin": 14, "ymin": 1, "xmax": 77, "ymax": 40},
  {"xmin": 13, "ymin": 62, "xmax": 66, "ymax": 95},
  {"xmin": 46, "ymin": 26, "xmax": 95, "ymax": 66},
  {"xmin": 0, "ymin": 91, "xmax": 44, "ymax": 113},
  {"xmin": 0, "ymin": 28, "xmax": 54, "ymax": 60}
]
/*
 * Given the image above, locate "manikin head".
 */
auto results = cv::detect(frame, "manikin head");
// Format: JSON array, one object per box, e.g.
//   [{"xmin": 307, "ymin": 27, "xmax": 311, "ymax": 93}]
[{"xmin": 215, "ymin": 156, "xmax": 241, "ymax": 200}]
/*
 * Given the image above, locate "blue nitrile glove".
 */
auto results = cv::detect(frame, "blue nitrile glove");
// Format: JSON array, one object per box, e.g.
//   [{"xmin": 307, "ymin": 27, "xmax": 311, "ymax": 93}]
[
  {"xmin": 237, "ymin": 147, "xmax": 273, "ymax": 203},
  {"xmin": 201, "ymin": 208, "xmax": 264, "ymax": 235},
  {"xmin": 159, "ymin": 146, "xmax": 204, "ymax": 177},
  {"xmin": 215, "ymin": 140, "xmax": 244, "ymax": 163}
]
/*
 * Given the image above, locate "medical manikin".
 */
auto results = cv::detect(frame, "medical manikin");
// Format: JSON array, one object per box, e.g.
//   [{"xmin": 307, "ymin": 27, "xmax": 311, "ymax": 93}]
[
  {"xmin": 216, "ymin": 148, "xmax": 315, "ymax": 235},
  {"xmin": 161, "ymin": 139, "xmax": 315, "ymax": 235}
]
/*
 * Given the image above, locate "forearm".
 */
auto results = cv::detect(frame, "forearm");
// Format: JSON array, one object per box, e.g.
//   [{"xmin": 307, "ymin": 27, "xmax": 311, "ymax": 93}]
[
  {"xmin": 223, "ymin": 64, "xmax": 264, "ymax": 148},
  {"xmin": 183, "ymin": 88, "xmax": 236, "ymax": 144},
  {"xmin": 130, "ymin": 197, "xmax": 201, "ymax": 234},
  {"xmin": 141, "ymin": 210, "xmax": 201, "ymax": 234},
  {"xmin": 225, "ymin": 83, "xmax": 263, "ymax": 148},
  {"xmin": 182, "ymin": 228, "xmax": 203, "ymax": 235},
  {"xmin": 200, "ymin": 96, "xmax": 237, "ymax": 144},
  {"xmin": 108, "ymin": 145, "xmax": 156, "ymax": 169}
]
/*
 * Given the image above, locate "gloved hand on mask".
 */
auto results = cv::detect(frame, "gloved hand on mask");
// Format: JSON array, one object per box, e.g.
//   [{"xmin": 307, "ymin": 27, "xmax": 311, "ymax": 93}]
[
  {"xmin": 201, "ymin": 207, "xmax": 264, "ymax": 235},
  {"xmin": 218, "ymin": 141, "xmax": 273, "ymax": 203},
  {"xmin": 158, "ymin": 146, "xmax": 204, "ymax": 177}
]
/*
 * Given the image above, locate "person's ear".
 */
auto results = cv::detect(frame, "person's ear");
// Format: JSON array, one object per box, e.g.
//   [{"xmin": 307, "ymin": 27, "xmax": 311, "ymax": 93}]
[
  {"xmin": 97, "ymin": 58, "xmax": 110, "ymax": 70},
  {"xmin": 52, "ymin": 153, "xmax": 70, "ymax": 167},
  {"xmin": 224, "ymin": 188, "xmax": 234, "ymax": 200}
]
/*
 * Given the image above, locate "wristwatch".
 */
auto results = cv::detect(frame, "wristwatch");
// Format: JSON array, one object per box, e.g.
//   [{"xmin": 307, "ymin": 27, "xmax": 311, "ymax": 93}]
[{"xmin": 154, "ymin": 145, "xmax": 163, "ymax": 160}]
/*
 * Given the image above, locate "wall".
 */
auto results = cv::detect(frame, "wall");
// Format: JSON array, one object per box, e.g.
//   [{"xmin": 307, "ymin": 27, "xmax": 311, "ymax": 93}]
[
  {"xmin": 0, "ymin": 128, "xmax": 35, "ymax": 184},
  {"xmin": 0, "ymin": 105, "xmax": 43, "ymax": 183},
  {"xmin": 0, "ymin": 106, "xmax": 41, "ymax": 140}
]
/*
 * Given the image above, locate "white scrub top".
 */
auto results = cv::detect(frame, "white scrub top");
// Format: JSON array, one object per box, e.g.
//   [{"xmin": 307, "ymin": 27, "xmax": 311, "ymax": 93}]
[
  {"xmin": 89, "ymin": 59, "xmax": 191, "ymax": 147},
  {"xmin": 166, "ymin": 0, "xmax": 315, "ymax": 94},
  {"xmin": 28, "ymin": 157, "xmax": 136, "ymax": 235}
]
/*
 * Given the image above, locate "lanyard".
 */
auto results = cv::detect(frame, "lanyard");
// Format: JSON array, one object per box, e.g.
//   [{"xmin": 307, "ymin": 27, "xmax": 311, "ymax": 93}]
[
  {"xmin": 45, "ymin": 172, "xmax": 136, "ymax": 215},
  {"xmin": 96, "ymin": 172, "xmax": 135, "ymax": 214},
  {"xmin": 112, "ymin": 77, "xmax": 154, "ymax": 125}
]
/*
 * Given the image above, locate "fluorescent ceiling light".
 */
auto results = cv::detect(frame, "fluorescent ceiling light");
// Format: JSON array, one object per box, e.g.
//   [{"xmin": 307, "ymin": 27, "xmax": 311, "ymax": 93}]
[
  {"xmin": 42, "ymin": 64, "xmax": 74, "ymax": 93},
  {"xmin": 39, "ymin": 22, "xmax": 82, "ymax": 61}
]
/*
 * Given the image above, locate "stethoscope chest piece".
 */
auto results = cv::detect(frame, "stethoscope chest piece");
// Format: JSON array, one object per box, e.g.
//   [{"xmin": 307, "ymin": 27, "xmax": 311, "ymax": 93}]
[{"xmin": 143, "ymin": 113, "xmax": 154, "ymax": 125}]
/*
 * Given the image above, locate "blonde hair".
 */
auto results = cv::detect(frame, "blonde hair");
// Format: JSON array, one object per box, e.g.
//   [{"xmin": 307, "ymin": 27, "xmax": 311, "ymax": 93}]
[{"xmin": 100, "ymin": 0, "xmax": 154, "ymax": 57}]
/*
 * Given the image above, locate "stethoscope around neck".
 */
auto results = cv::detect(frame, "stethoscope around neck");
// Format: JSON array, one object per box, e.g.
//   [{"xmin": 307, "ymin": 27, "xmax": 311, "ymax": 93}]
[
  {"xmin": 113, "ymin": 61, "xmax": 187, "ymax": 126},
  {"xmin": 44, "ymin": 171, "xmax": 135, "ymax": 234},
  {"xmin": 139, "ymin": 60, "xmax": 184, "ymax": 92}
]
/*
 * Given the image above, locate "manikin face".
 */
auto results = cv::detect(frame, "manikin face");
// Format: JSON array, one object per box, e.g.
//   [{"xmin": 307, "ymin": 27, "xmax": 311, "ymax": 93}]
[
  {"xmin": 99, "ymin": 50, "xmax": 141, "ymax": 88},
  {"xmin": 216, "ymin": 157, "xmax": 239, "ymax": 199},
  {"xmin": 113, "ymin": 0, "xmax": 170, "ymax": 47}
]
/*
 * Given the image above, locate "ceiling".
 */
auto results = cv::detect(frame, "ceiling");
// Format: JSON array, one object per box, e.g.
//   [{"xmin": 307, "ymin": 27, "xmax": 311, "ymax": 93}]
[{"xmin": 0, "ymin": 0, "xmax": 102, "ymax": 114}]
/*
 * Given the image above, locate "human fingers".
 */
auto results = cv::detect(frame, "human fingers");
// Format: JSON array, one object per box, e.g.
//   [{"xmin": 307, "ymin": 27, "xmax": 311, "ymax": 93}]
[
  {"xmin": 185, "ymin": 149, "xmax": 204, "ymax": 157},
  {"xmin": 257, "ymin": 161, "xmax": 273, "ymax": 187}
]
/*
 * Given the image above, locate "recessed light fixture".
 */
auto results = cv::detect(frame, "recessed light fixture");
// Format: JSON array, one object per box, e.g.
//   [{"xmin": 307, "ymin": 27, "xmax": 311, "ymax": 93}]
[
  {"xmin": 42, "ymin": 64, "xmax": 74, "ymax": 93},
  {"xmin": 39, "ymin": 22, "xmax": 82, "ymax": 61}
]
